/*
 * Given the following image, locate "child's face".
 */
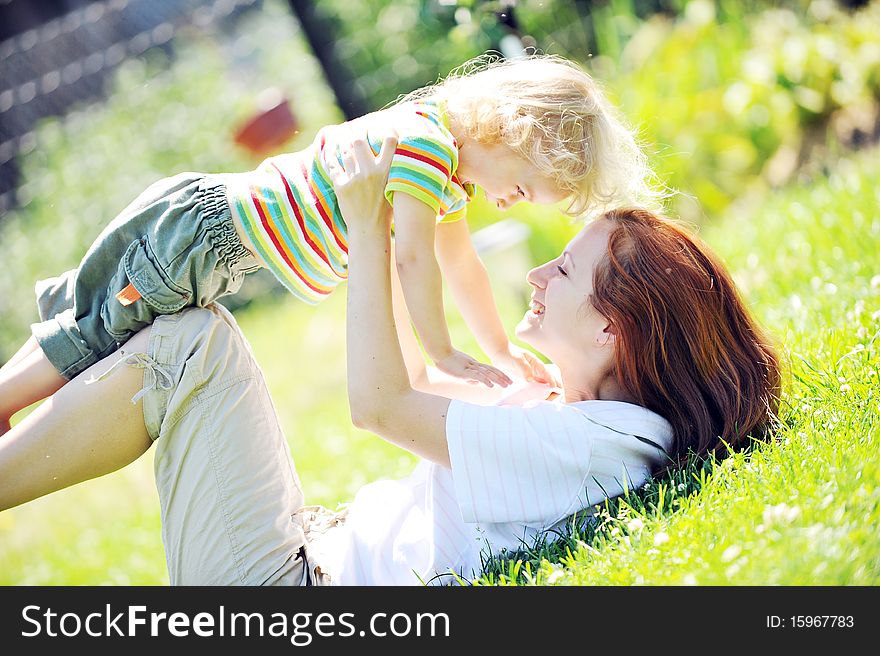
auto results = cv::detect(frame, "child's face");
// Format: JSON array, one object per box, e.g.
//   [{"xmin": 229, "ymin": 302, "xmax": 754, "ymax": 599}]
[{"xmin": 456, "ymin": 141, "xmax": 568, "ymax": 211}]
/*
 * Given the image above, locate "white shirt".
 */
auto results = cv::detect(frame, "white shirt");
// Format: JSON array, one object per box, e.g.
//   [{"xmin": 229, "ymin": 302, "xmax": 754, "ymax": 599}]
[{"xmin": 313, "ymin": 384, "xmax": 672, "ymax": 585}]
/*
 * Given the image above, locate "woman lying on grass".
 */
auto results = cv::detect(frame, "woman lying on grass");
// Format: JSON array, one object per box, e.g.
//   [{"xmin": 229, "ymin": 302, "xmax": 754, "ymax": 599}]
[{"xmin": 0, "ymin": 138, "xmax": 781, "ymax": 585}]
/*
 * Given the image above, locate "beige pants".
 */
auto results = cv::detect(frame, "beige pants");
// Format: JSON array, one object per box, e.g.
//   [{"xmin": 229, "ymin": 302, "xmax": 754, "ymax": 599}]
[{"xmin": 135, "ymin": 303, "xmax": 335, "ymax": 585}]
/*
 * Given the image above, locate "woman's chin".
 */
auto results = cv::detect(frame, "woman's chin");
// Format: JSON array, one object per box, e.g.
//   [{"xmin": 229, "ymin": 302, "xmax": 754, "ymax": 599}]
[{"xmin": 514, "ymin": 313, "xmax": 540, "ymax": 344}]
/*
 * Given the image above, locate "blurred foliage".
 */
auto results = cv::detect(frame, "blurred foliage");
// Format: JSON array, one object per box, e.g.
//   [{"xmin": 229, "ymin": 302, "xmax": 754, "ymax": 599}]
[
  {"xmin": 611, "ymin": 0, "xmax": 880, "ymax": 218},
  {"xmin": 309, "ymin": 0, "xmax": 659, "ymax": 109},
  {"xmin": 1, "ymin": 0, "xmax": 879, "ymax": 584},
  {"xmin": 318, "ymin": 0, "xmax": 880, "ymax": 218},
  {"xmin": 0, "ymin": 0, "xmax": 342, "ymax": 358},
  {"xmin": 1, "ymin": 0, "xmax": 879, "ymax": 361},
  {"xmin": 479, "ymin": 145, "xmax": 880, "ymax": 586}
]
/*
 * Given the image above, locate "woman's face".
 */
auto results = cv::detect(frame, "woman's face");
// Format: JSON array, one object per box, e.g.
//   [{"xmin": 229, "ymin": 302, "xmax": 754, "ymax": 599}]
[{"xmin": 515, "ymin": 220, "xmax": 614, "ymax": 363}]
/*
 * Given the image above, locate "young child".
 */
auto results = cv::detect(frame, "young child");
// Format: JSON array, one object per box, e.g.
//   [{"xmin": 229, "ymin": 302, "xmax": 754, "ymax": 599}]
[{"xmin": 0, "ymin": 54, "xmax": 654, "ymax": 434}]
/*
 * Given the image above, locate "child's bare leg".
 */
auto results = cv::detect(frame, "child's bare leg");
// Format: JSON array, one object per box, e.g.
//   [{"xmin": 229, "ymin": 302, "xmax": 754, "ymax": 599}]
[
  {"xmin": 0, "ymin": 339, "xmax": 68, "ymax": 435},
  {"xmin": 0, "ymin": 329, "xmax": 152, "ymax": 511},
  {"xmin": 0, "ymin": 336, "xmax": 40, "ymax": 373}
]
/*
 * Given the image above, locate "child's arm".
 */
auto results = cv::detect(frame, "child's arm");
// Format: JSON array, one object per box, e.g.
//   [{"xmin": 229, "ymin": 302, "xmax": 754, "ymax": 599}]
[
  {"xmin": 435, "ymin": 218, "xmax": 558, "ymax": 385},
  {"xmin": 390, "ymin": 192, "xmax": 511, "ymax": 389},
  {"xmin": 390, "ymin": 250, "xmax": 515, "ymax": 405}
]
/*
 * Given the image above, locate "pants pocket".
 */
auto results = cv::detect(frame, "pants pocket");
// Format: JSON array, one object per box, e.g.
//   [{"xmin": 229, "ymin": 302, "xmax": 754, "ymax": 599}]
[{"xmin": 100, "ymin": 237, "xmax": 192, "ymax": 341}]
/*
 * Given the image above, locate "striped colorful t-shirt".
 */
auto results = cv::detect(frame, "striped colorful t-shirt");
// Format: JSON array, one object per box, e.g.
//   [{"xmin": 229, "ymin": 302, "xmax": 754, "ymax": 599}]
[{"xmin": 224, "ymin": 100, "xmax": 474, "ymax": 305}]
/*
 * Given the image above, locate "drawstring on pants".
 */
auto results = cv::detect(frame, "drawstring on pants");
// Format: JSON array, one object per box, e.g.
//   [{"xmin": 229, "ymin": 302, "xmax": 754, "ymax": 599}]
[
  {"xmin": 294, "ymin": 545, "xmax": 313, "ymax": 586},
  {"xmin": 86, "ymin": 352, "xmax": 175, "ymax": 404}
]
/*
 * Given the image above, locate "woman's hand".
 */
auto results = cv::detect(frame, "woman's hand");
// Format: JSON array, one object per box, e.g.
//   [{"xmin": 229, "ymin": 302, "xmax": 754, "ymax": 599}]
[
  {"xmin": 339, "ymin": 131, "xmax": 454, "ymax": 467},
  {"xmin": 327, "ymin": 134, "xmax": 398, "ymax": 236}
]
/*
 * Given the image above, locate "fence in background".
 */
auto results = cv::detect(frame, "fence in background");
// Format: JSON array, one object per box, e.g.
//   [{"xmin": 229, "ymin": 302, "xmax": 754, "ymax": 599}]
[
  {"xmin": 0, "ymin": 0, "xmax": 687, "ymax": 219},
  {"xmin": 0, "ymin": 0, "xmax": 263, "ymax": 216}
]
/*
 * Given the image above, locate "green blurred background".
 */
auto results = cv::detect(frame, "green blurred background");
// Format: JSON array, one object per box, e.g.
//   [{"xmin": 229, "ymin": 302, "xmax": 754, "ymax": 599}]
[
  {"xmin": 2, "ymin": 0, "xmax": 878, "ymax": 357},
  {"xmin": 1, "ymin": 0, "xmax": 878, "ymax": 584}
]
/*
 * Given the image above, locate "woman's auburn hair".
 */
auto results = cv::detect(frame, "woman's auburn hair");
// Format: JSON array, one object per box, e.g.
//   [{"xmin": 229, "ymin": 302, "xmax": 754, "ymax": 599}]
[
  {"xmin": 591, "ymin": 208, "xmax": 782, "ymax": 466},
  {"xmin": 398, "ymin": 53, "xmax": 660, "ymax": 217}
]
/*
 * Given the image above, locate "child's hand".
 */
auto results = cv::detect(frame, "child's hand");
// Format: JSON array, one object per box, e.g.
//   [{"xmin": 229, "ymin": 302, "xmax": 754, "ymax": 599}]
[
  {"xmin": 491, "ymin": 343, "xmax": 561, "ymax": 387},
  {"xmin": 435, "ymin": 349, "xmax": 513, "ymax": 388}
]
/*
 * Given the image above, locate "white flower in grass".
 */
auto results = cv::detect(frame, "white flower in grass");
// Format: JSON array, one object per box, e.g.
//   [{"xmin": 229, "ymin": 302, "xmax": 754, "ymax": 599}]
[
  {"xmin": 626, "ymin": 517, "xmax": 645, "ymax": 532},
  {"xmin": 762, "ymin": 502, "xmax": 801, "ymax": 525},
  {"xmin": 546, "ymin": 569, "xmax": 564, "ymax": 584},
  {"xmin": 721, "ymin": 545, "xmax": 742, "ymax": 563},
  {"xmin": 545, "ymin": 565, "xmax": 564, "ymax": 585},
  {"xmin": 653, "ymin": 532, "xmax": 670, "ymax": 546},
  {"xmin": 871, "ymin": 275, "xmax": 880, "ymax": 289},
  {"xmin": 682, "ymin": 574, "xmax": 698, "ymax": 586}
]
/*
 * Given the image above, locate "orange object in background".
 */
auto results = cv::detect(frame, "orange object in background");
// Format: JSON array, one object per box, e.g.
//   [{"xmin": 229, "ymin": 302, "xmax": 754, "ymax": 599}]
[{"xmin": 233, "ymin": 88, "xmax": 299, "ymax": 156}]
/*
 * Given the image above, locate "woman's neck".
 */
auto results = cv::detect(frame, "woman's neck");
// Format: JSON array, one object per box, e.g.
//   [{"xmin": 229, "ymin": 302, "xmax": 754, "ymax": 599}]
[{"xmin": 560, "ymin": 370, "xmax": 635, "ymax": 405}]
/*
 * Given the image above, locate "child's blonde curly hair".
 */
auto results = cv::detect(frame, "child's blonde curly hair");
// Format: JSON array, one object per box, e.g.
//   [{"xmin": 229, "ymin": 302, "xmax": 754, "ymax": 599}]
[{"xmin": 400, "ymin": 53, "xmax": 659, "ymax": 218}]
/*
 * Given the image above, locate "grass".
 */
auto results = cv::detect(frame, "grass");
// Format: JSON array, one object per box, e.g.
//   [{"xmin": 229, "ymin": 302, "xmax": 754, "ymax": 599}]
[
  {"xmin": 476, "ymin": 148, "xmax": 880, "ymax": 585},
  {"xmin": 0, "ymin": 0, "xmax": 877, "ymax": 586},
  {"xmin": 2, "ymin": 148, "xmax": 877, "ymax": 585}
]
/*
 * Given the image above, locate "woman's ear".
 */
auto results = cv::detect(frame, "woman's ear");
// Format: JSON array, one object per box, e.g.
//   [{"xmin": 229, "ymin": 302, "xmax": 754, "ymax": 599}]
[{"xmin": 596, "ymin": 322, "xmax": 616, "ymax": 347}]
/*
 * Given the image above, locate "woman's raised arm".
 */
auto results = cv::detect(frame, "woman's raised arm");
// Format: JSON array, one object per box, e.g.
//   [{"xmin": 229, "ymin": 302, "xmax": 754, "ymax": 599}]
[{"xmin": 330, "ymin": 137, "xmax": 455, "ymax": 467}]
